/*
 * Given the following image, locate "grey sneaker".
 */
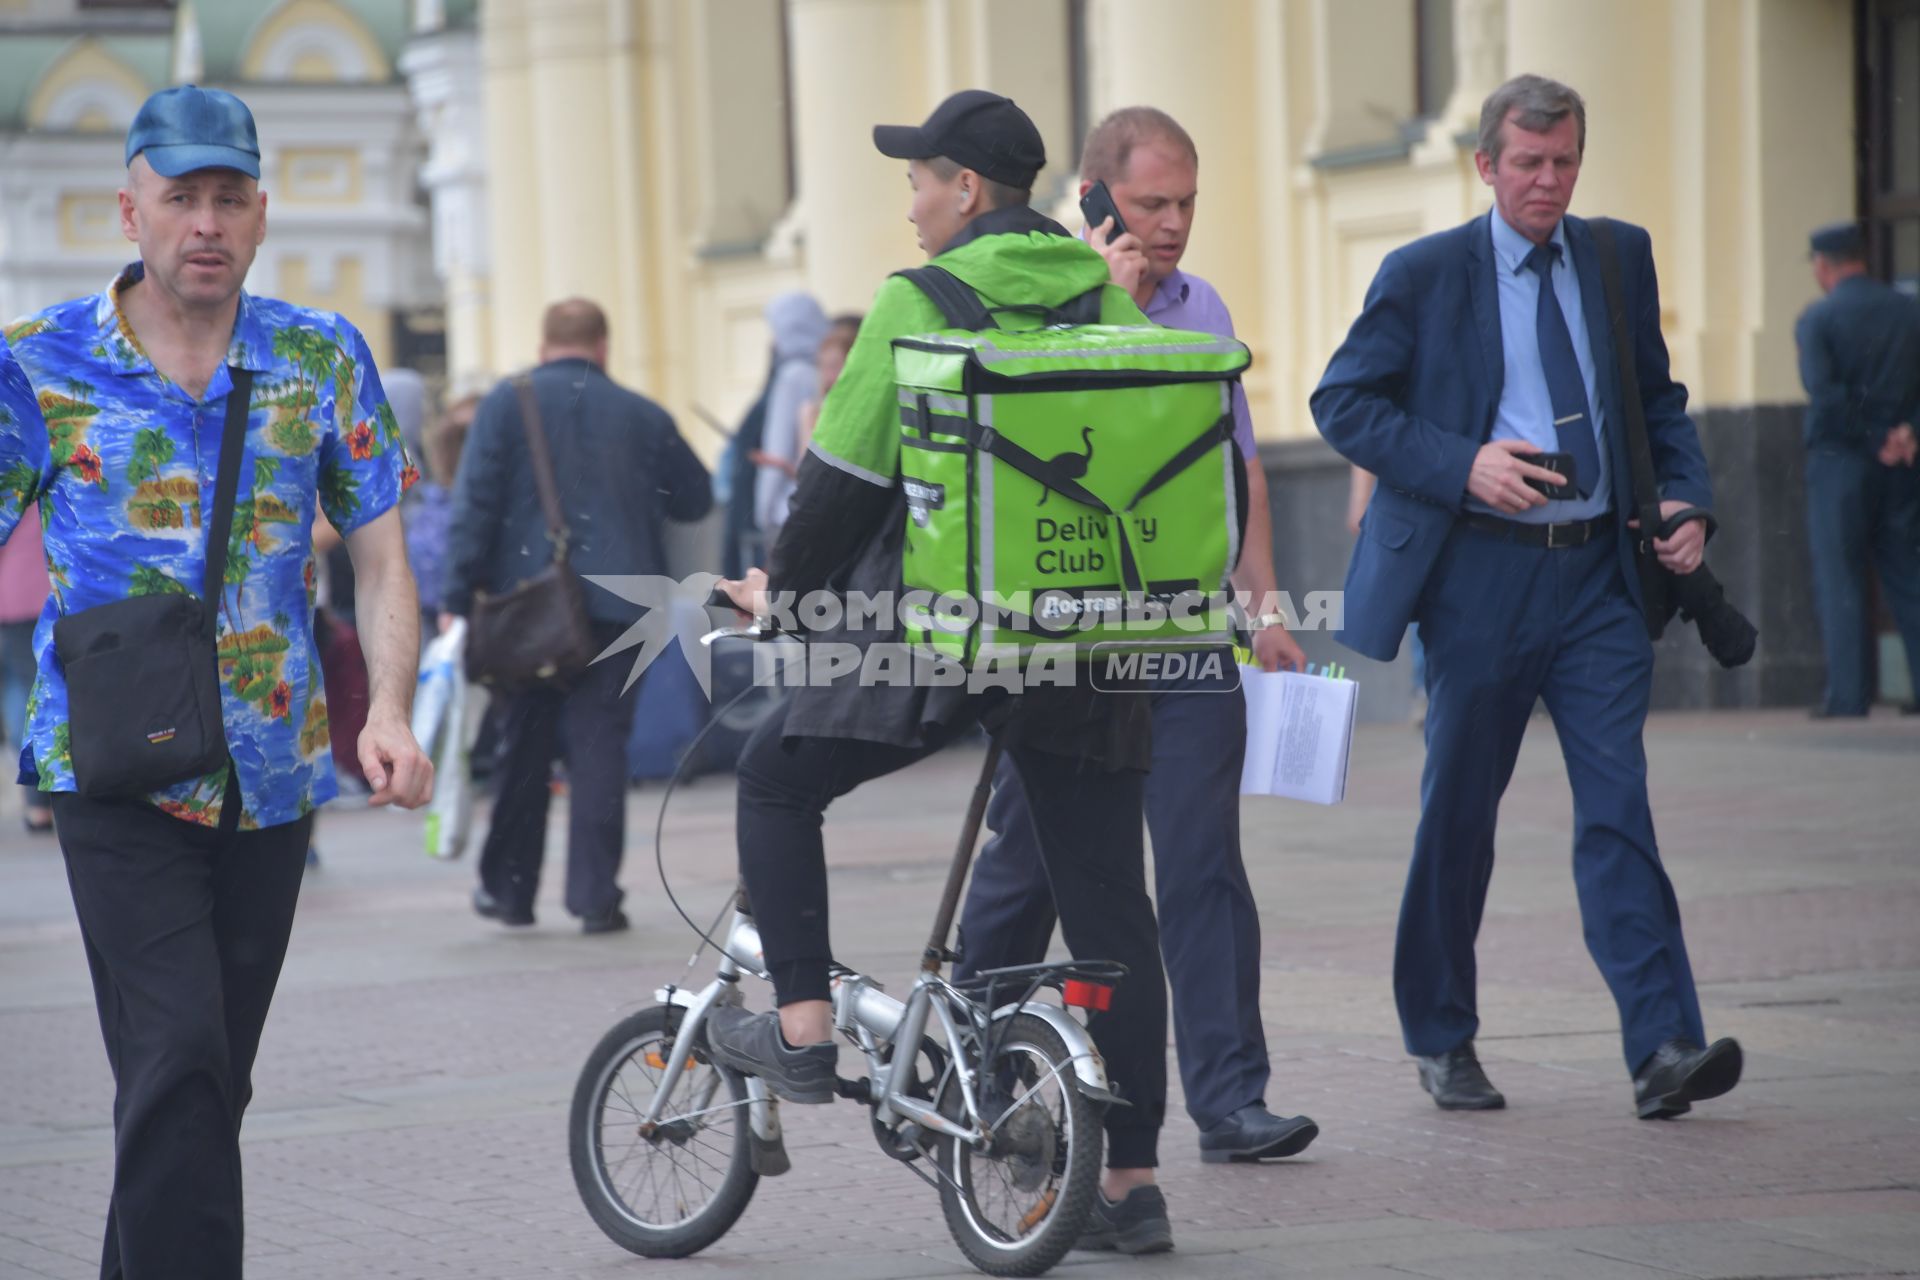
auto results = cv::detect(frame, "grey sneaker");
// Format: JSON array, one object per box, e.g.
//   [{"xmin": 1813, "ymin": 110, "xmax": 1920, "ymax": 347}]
[
  {"xmin": 1072, "ymin": 1184, "xmax": 1173, "ymax": 1255},
  {"xmin": 704, "ymin": 1006, "xmax": 838, "ymax": 1104}
]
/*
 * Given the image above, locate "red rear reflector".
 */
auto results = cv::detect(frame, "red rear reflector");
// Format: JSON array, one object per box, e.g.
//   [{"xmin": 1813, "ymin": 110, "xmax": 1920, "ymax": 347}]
[{"xmin": 1062, "ymin": 980, "xmax": 1112, "ymax": 1012}]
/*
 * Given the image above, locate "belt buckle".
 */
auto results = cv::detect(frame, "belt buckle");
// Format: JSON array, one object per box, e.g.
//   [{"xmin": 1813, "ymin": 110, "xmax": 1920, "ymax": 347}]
[{"xmin": 1546, "ymin": 521, "xmax": 1572, "ymax": 549}]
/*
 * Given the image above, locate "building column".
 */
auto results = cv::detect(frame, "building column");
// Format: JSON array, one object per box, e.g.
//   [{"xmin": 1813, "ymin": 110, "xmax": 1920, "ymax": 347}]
[
  {"xmin": 479, "ymin": 0, "xmax": 542, "ymax": 372},
  {"xmin": 1504, "ymin": 0, "xmax": 1675, "ymax": 252},
  {"xmin": 524, "ymin": 0, "xmax": 624, "ymax": 338},
  {"xmin": 1414, "ymin": 0, "xmax": 1506, "ymax": 158},
  {"xmin": 787, "ymin": 0, "xmax": 932, "ymax": 313},
  {"xmin": 401, "ymin": 23, "xmax": 493, "ymax": 389}
]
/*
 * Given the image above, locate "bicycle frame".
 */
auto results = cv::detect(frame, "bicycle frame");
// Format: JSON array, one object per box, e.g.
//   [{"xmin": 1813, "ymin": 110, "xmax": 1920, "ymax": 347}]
[{"xmin": 638, "ymin": 727, "xmax": 1119, "ymax": 1164}]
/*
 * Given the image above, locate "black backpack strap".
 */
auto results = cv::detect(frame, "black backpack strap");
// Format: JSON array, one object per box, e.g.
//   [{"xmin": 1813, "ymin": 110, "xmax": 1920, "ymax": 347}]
[
  {"xmin": 202, "ymin": 367, "xmax": 253, "ymax": 629},
  {"xmin": 1048, "ymin": 284, "xmax": 1106, "ymax": 327},
  {"xmin": 893, "ymin": 265, "xmax": 997, "ymax": 331}
]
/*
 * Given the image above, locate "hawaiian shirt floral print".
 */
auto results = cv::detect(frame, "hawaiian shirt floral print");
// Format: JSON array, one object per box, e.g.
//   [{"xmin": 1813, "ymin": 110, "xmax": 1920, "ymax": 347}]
[{"xmin": 0, "ymin": 263, "xmax": 416, "ymax": 829}]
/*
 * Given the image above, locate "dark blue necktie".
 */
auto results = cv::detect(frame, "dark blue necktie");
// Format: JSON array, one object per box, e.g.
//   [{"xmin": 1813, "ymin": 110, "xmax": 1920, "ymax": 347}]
[{"xmin": 1523, "ymin": 242, "xmax": 1599, "ymax": 498}]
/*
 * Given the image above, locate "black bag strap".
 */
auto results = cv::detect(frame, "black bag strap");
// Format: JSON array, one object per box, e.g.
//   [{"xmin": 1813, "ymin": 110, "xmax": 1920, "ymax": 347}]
[
  {"xmin": 202, "ymin": 368, "xmax": 254, "ymax": 629},
  {"xmin": 1590, "ymin": 219, "xmax": 1675, "ymax": 635},
  {"xmin": 895, "ymin": 265, "xmax": 997, "ymax": 331},
  {"xmin": 1127, "ymin": 415, "xmax": 1234, "ymax": 510},
  {"xmin": 896, "ymin": 267, "xmax": 1108, "ymax": 332},
  {"xmin": 1589, "ymin": 220, "xmax": 1668, "ymax": 557},
  {"xmin": 512, "ymin": 373, "xmax": 574, "ymax": 562}
]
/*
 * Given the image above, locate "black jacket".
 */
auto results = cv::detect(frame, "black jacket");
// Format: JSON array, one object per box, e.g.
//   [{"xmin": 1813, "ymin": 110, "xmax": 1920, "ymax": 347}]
[{"xmin": 443, "ymin": 357, "xmax": 711, "ymax": 624}]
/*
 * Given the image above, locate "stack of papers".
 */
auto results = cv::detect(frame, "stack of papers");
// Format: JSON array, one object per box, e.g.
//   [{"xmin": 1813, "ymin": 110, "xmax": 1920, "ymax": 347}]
[{"xmin": 1239, "ymin": 667, "xmax": 1358, "ymax": 805}]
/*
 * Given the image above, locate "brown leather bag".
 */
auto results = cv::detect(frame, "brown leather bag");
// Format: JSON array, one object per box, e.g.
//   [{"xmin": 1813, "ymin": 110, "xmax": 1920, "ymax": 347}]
[{"xmin": 464, "ymin": 374, "xmax": 600, "ymax": 690}]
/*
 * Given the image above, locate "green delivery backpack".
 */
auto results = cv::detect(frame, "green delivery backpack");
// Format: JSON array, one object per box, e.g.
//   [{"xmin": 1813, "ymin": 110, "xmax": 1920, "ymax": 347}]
[{"xmin": 889, "ymin": 265, "xmax": 1250, "ymax": 666}]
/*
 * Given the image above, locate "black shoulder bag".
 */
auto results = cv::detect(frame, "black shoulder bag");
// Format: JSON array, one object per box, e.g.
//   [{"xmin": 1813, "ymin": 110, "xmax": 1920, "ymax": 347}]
[
  {"xmin": 54, "ymin": 368, "xmax": 252, "ymax": 797},
  {"xmin": 1590, "ymin": 219, "xmax": 1757, "ymax": 668},
  {"xmin": 463, "ymin": 373, "xmax": 599, "ymax": 690}
]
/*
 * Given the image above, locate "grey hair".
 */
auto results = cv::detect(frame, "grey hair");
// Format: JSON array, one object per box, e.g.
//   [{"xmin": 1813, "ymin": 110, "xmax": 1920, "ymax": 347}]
[{"xmin": 1477, "ymin": 74, "xmax": 1586, "ymax": 165}]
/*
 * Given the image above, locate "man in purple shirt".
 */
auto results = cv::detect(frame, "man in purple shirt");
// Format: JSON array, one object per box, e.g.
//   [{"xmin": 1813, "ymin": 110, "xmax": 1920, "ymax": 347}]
[{"xmin": 955, "ymin": 107, "xmax": 1316, "ymax": 1251}]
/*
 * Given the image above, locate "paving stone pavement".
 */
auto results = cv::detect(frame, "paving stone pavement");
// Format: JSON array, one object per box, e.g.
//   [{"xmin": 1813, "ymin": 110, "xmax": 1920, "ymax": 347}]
[{"xmin": 1, "ymin": 709, "xmax": 1916, "ymax": 1279}]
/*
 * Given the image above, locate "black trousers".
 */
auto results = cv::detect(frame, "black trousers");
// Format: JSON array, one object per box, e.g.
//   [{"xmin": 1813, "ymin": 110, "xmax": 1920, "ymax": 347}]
[
  {"xmin": 52, "ymin": 785, "xmax": 313, "ymax": 1280},
  {"xmin": 735, "ymin": 700, "xmax": 1168, "ymax": 1168},
  {"xmin": 477, "ymin": 623, "xmax": 640, "ymax": 920},
  {"xmin": 957, "ymin": 660, "xmax": 1270, "ymax": 1131}
]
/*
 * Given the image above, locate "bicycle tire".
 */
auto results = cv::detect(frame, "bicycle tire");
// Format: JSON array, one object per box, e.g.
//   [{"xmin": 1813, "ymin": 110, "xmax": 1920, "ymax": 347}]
[
  {"xmin": 936, "ymin": 1012, "xmax": 1102, "ymax": 1277},
  {"xmin": 569, "ymin": 1005, "xmax": 758, "ymax": 1257}
]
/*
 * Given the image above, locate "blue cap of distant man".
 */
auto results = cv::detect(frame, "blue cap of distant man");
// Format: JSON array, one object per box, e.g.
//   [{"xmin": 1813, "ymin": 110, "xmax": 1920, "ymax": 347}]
[
  {"xmin": 125, "ymin": 85, "xmax": 260, "ymax": 180},
  {"xmin": 1808, "ymin": 221, "xmax": 1864, "ymax": 259}
]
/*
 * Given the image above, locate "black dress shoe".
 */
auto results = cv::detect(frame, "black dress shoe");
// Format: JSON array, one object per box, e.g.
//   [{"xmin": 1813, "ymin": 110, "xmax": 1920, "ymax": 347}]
[
  {"xmin": 1415, "ymin": 1043, "xmax": 1506, "ymax": 1110},
  {"xmin": 1633, "ymin": 1037, "xmax": 1742, "ymax": 1119},
  {"xmin": 472, "ymin": 886, "xmax": 534, "ymax": 927},
  {"xmin": 581, "ymin": 907, "xmax": 630, "ymax": 936},
  {"xmin": 1198, "ymin": 1104, "xmax": 1319, "ymax": 1163}
]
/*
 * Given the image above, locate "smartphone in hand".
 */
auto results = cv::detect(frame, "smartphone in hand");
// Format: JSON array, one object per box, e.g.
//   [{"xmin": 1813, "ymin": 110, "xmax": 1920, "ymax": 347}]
[
  {"xmin": 1521, "ymin": 451, "xmax": 1577, "ymax": 498},
  {"xmin": 1079, "ymin": 180, "xmax": 1128, "ymax": 244}
]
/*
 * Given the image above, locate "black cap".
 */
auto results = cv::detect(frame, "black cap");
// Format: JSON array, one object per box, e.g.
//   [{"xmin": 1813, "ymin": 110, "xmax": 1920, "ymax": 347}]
[
  {"xmin": 873, "ymin": 89, "xmax": 1046, "ymax": 190},
  {"xmin": 1809, "ymin": 221, "xmax": 1865, "ymax": 259}
]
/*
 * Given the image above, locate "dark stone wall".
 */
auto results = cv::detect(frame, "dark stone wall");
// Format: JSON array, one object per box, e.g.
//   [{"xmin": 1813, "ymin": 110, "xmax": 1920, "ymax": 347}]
[{"xmin": 1257, "ymin": 404, "xmax": 1825, "ymax": 722}]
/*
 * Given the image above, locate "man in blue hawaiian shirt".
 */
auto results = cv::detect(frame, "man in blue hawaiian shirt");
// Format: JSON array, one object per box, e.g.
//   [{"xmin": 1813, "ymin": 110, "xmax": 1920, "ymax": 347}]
[{"xmin": 0, "ymin": 86, "xmax": 433, "ymax": 1280}]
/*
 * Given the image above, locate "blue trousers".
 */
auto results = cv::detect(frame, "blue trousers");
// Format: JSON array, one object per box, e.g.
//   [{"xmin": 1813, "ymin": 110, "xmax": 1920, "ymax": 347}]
[
  {"xmin": 1806, "ymin": 449, "xmax": 1920, "ymax": 714},
  {"xmin": 956, "ymin": 653, "xmax": 1269, "ymax": 1129},
  {"xmin": 1405, "ymin": 526, "xmax": 1705, "ymax": 1075}
]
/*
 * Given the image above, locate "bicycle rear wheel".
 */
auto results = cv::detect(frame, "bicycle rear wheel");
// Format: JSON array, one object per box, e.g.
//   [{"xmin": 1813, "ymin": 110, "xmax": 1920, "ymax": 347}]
[
  {"xmin": 569, "ymin": 1005, "xmax": 758, "ymax": 1257},
  {"xmin": 936, "ymin": 1012, "xmax": 1101, "ymax": 1277}
]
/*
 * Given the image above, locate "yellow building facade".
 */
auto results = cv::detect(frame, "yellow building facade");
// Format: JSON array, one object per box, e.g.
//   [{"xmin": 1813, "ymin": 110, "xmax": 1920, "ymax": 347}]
[{"xmin": 459, "ymin": 0, "xmax": 1856, "ymax": 443}]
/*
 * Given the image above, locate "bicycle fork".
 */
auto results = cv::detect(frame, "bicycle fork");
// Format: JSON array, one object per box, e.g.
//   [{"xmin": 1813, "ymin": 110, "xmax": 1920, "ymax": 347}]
[{"xmin": 647, "ymin": 916, "xmax": 791, "ymax": 1177}]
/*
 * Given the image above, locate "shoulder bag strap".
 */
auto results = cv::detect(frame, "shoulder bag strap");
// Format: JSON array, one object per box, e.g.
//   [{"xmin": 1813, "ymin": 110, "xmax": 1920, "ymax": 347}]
[
  {"xmin": 894, "ymin": 265, "xmax": 999, "ymax": 331},
  {"xmin": 202, "ymin": 367, "xmax": 253, "ymax": 630},
  {"xmin": 512, "ymin": 372, "xmax": 573, "ymax": 562},
  {"xmin": 1588, "ymin": 219, "xmax": 1667, "ymax": 556}
]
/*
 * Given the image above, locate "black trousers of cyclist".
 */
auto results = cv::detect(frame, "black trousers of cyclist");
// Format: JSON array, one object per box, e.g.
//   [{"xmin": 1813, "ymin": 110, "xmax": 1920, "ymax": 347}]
[{"xmin": 736, "ymin": 699, "xmax": 1168, "ymax": 1169}]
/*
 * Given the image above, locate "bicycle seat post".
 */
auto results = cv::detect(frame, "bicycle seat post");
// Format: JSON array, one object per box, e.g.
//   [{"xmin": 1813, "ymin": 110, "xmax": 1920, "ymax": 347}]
[{"xmin": 920, "ymin": 729, "xmax": 1006, "ymax": 974}]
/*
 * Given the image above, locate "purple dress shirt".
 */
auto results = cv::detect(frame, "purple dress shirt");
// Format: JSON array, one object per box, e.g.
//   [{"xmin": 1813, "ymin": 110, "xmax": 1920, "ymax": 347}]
[{"xmin": 1144, "ymin": 268, "xmax": 1257, "ymax": 460}]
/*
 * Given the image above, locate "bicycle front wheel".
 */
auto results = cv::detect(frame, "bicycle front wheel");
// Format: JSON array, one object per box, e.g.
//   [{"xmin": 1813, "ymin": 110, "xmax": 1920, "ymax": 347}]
[
  {"xmin": 569, "ymin": 1005, "xmax": 758, "ymax": 1257},
  {"xmin": 937, "ymin": 1012, "xmax": 1102, "ymax": 1277}
]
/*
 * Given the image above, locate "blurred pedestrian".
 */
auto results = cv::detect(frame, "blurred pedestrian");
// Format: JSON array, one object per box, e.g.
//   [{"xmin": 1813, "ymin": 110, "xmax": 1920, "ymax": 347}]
[
  {"xmin": 1796, "ymin": 221, "xmax": 1920, "ymax": 717},
  {"xmin": 0, "ymin": 85, "xmax": 431, "ymax": 1279},
  {"xmin": 407, "ymin": 390, "xmax": 480, "ymax": 635},
  {"xmin": 751, "ymin": 291, "xmax": 829, "ymax": 543},
  {"xmin": 443, "ymin": 299, "xmax": 710, "ymax": 934},
  {"xmin": 0, "ymin": 503, "xmax": 52, "ymax": 831}
]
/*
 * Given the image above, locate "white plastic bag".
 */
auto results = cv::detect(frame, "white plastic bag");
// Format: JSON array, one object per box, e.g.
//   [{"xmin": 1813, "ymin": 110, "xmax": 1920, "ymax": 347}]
[{"xmin": 416, "ymin": 620, "xmax": 483, "ymax": 859}]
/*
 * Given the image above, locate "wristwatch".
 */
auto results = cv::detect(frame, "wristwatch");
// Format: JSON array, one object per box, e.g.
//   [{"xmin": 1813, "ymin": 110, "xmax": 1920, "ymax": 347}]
[{"xmin": 1251, "ymin": 613, "xmax": 1290, "ymax": 630}]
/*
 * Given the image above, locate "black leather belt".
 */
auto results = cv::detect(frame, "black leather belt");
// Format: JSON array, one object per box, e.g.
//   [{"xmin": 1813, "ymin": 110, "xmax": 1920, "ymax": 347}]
[{"xmin": 1461, "ymin": 510, "xmax": 1617, "ymax": 548}]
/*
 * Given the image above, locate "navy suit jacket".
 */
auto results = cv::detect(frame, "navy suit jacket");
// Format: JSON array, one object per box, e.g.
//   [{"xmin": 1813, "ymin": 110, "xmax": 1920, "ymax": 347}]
[{"xmin": 1310, "ymin": 213, "xmax": 1714, "ymax": 661}]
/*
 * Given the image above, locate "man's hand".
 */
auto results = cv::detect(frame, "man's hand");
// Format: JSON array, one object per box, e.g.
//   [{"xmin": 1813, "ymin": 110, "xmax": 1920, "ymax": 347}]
[
  {"xmin": 358, "ymin": 710, "xmax": 433, "ymax": 809},
  {"xmin": 1879, "ymin": 423, "xmax": 1918, "ymax": 467},
  {"xmin": 437, "ymin": 611, "xmax": 458, "ymax": 635},
  {"xmin": 716, "ymin": 567, "xmax": 769, "ymax": 620},
  {"xmin": 1632, "ymin": 499, "xmax": 1707, "ymax": 575},
  {"xmin": 1090, "ymin": 218, "xmax": 1151, "ymax": 304},
  {"xmin": 1466, "ymin": 439, "xmax": 1565, "ymax": 513},
  {"xmin": 1251, "ymin": 623, "xmax": 1307, "ymax": 674}
]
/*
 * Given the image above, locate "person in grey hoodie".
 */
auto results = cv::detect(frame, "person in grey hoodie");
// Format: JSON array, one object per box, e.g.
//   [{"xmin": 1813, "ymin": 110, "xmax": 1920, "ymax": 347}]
[{"xmin": 752, "ymin": 290, "xmax": 830, "ymax": 541}]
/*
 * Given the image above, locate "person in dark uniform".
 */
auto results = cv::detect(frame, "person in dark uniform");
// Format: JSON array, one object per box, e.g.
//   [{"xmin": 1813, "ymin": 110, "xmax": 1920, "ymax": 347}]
[{"xmin": 1796, "ymin": 222, "xmax": 1920, "ymax": 717}]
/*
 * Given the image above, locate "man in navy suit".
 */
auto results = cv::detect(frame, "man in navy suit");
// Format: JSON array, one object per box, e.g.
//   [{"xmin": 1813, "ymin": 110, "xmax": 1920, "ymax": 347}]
[{"xmin": 1312, "ymin": 74, "xmax": 1743, "ymax": 1120}]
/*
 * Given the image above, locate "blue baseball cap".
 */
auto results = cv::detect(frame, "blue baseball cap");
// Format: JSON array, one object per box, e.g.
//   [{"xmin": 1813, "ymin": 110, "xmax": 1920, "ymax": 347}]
[{"xmin": 125, "ymin": 85, "xmax": 260, "ymax": 180}]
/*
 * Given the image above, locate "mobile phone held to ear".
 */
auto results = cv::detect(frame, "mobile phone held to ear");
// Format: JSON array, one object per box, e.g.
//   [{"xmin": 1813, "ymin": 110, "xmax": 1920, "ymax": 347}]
[
  {"xmin": 1079, "ymin": 180, "xmax": 1127, "ymax": 244},
  {"xmin": 1522, "ymin": 451, "xmax": 1578, "ymax": 498}
]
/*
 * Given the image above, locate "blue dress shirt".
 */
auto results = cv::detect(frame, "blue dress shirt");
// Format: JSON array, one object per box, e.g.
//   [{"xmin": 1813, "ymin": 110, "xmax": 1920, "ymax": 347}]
[{"xmin": 1467, "ymin": 210, "xmax": 1612, "ymax": 523}]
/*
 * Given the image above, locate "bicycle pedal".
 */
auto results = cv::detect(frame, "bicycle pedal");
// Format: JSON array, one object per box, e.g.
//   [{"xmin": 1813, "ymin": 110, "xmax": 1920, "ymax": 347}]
[{"xmin": 835, "ymin": 1076, "xmax": 872, "ymax": 1103}]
